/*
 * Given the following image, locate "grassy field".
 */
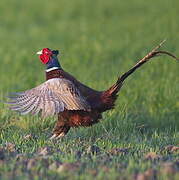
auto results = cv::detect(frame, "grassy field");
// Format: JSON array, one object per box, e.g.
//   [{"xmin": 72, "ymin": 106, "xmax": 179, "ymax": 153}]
[{"xmin": 0, "ymin": 0, "xmax": 179, "ymax": 179}]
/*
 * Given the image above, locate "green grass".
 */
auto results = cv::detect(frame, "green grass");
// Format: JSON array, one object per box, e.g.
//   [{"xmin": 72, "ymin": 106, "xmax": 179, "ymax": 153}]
[{"xmin": 0, "ymin": 0, "xmax": 179, "ymax": 179}]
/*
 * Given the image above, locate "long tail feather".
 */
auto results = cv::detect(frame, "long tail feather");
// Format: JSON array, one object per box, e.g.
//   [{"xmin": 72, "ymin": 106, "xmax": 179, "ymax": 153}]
[{"xmin": 107, "ymin": 40, "xmax": 178, "ymax": 95}]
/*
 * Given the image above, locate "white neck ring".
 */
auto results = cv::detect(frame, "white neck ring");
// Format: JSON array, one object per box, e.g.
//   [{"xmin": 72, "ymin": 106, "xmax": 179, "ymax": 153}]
[{"xmin": 46, "ymin": 67, "xmax": 60, "ymax": 72}]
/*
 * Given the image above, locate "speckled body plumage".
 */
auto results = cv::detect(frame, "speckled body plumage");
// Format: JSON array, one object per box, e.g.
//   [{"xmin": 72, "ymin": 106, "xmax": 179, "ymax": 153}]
[{"xmin": 46, "ymin": 68, "xmax": 121, "ymax": 136}]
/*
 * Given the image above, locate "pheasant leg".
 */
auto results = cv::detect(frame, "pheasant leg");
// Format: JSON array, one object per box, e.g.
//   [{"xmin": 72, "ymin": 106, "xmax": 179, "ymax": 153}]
[{"xmin": 50, "ymin": 120, "xmax": 70, "ymax": 139}]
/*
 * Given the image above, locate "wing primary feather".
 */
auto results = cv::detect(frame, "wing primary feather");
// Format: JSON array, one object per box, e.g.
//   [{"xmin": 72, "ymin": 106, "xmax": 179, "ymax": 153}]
[
  {"xmin": 10, "ymin": 96, "xmax": 36, "ymax": 111},
  {"xmin": 7, "ymin": 78, "xmax": 91, "ymax": 117},
  {"xmin": 11, "ymin": 96, "xmax": 37, "ymax": 113}
]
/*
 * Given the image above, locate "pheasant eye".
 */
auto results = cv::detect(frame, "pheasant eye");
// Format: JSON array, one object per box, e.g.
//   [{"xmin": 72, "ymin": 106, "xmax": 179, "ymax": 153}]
[{"xmin": 42, "ymin": 48, "xmax": 52, "ymax": 55}]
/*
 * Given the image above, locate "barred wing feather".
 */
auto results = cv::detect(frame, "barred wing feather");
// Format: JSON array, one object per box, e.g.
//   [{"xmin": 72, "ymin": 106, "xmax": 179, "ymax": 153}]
[{"xmin": 8, "ymin": 78, "xmax": 91, "ymax": 117}]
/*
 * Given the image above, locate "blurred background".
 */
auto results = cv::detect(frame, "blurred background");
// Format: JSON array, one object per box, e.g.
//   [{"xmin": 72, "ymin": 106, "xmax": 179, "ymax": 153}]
[
  {"xmin": 0, "ymin": 1, "xmax": 179, "ymax": 179},
  {"xmin": 0, "ymin": 0, "xmax": 178, "ymax": 133}
]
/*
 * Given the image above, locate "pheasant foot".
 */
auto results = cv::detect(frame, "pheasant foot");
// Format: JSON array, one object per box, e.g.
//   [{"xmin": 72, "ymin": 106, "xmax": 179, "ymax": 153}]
[{"xmin": 50, "ymin": 132, "xmax": 66, "ymax": 140}]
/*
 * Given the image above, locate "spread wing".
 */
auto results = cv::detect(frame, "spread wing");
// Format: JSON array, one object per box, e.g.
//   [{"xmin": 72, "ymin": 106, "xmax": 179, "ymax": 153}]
[{"xmin": 7, "ymin": 78, "xmax": 91, "ymax": 117}]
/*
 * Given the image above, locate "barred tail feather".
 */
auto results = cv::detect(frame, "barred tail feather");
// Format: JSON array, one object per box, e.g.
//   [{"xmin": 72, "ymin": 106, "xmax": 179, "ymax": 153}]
[{"xmin": 106, "ymin": 40, "xmax": 178, "ymax": 96}]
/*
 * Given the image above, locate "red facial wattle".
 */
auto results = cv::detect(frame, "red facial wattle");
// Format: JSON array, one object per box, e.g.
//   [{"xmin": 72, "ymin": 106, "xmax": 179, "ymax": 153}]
[
  {"xmin": 40, "ymin": 54, "xmax": 51, "ymax": 64},
  {"xmin": 39, "ymin": 48, "xmax": 53, "ymax": 64}
]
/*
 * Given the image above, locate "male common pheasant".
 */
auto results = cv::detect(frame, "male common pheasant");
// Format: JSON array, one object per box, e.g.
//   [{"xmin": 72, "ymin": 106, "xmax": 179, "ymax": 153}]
[{"xmin": 7, "ymin": 41, "xmax": 178, "ymax": 139}]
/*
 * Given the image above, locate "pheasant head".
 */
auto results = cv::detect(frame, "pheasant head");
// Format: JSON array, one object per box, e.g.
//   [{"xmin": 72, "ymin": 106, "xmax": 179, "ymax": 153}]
[{"xmin": 37, "ymin": 48, "xmax": 61, "ymax": 70}]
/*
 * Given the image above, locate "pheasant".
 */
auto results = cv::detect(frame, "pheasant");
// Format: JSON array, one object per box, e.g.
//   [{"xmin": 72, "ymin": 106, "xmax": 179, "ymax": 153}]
[{"xmin": 7, "ymin": 41, "xmax": 178, "ymax": 139}]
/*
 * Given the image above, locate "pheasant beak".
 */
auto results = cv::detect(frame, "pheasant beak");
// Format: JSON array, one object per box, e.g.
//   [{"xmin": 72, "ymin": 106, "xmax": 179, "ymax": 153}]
[{"xmin": 36, "ymin": 50, "xmax": 43, "ymax": 55}]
